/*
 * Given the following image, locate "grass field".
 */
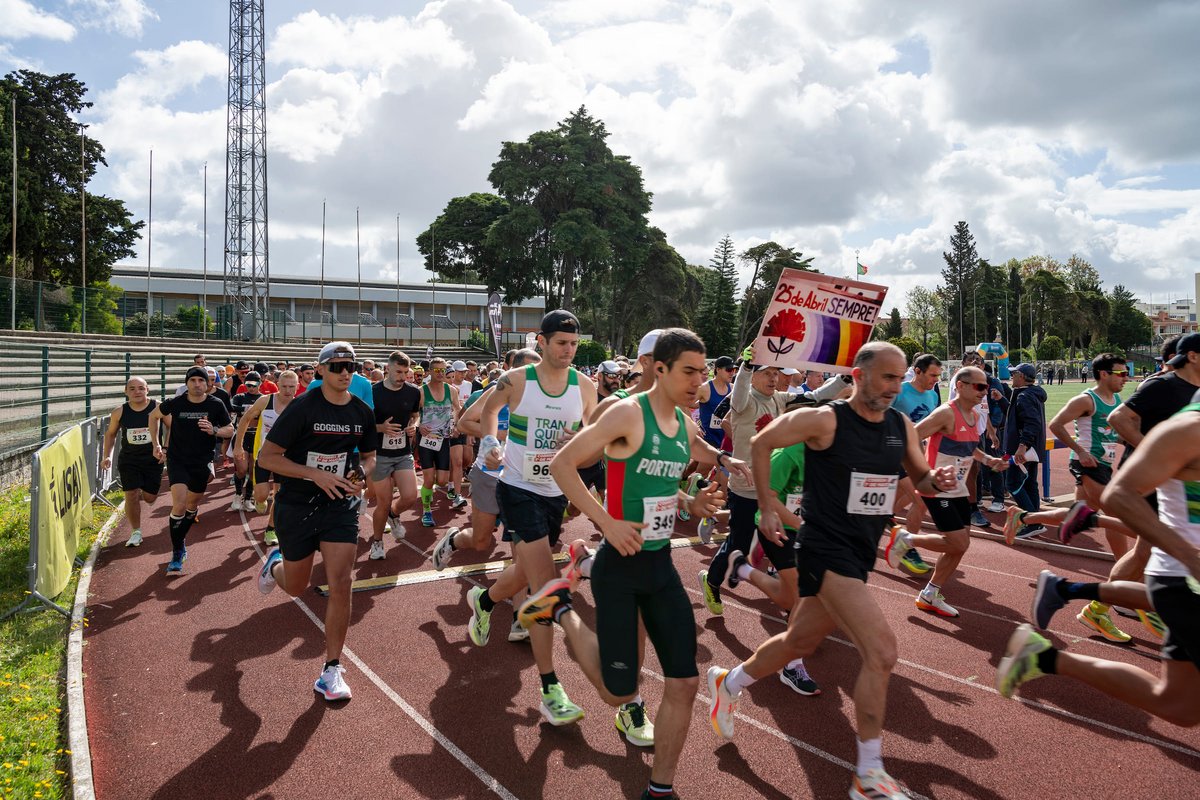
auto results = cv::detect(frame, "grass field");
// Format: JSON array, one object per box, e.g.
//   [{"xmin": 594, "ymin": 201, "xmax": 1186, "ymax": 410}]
[
  {"xmin": 1033, "ymin": 378, "xmax": 1145, "ymax": 427},
  {"xmin": 0, "ymin": 486, "xmax": 120, "ymax": 800}
]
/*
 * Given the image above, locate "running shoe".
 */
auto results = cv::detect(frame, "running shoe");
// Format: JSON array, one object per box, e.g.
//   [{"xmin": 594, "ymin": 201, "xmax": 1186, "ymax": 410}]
[
  {"xmin": 563, "ymin": 540, "xmax": 593, "ymax": 590},
  {"xmin": 263, "ymin": 528, "xmax": 278, "ymax": 547},
  {"xmin": 1015, "ymin": 523, "xmax": 1047, "ymax": 540},
  {"xmin": 1003, "ymin": 507, "xmax": 1026, "ymax": 545},
  {"xmin": 518, "ymin": 578, "xmax": 572, "ymax": 628},
  {"xmin": 884, "ymin": 526, "xmax": 912, "ymax": 571},
  {"xmin": 421, "ymin": 510, "xmax": 435, "ymax": 528},
  {"xmin": 1136, "ymin": 609, "xmax": 1166, "ymax": 639},
  {"xmin": 314, "ymin": 663, "xmax": 352, "ymax": 701},
  {"xmin": 229, "ymin": 496, "xmax": 244, "ymax": 512},
  {"xmin": 615, "ymin": 700, "xmax": 655, "ymax": 747},
  {"xmin": 389, "ymin": 514, "xmax": 405, "ymax": 541},
  {"xmin": 698, "ymin": 570, "xmax": 724, "ymax": 615},
  {"xmin": 165, "ymin": 556, "xmax": 183, "ymax": 575},
  {"xmin": 987, "ymin": 501, "xmax": 1007, "ymax": 514},
  {"xmin": 1077, "ymin": 602, "xmax": 1132, "ymax": 643},
  {"xmin": 1058, "ymin": 501, "xmax": 1097, "ymax": 544},
  {"xmin": 1031, "ymin": 570, "xmax": 1066, "ymax": 629},
  {"xmin": 900, "ymin": 549, "xmax": 931, "ymax": 576},
  {"xmin": 383, "ymin": 517, "xmax": 392, "ymax": 533},
  {"xmin": 707, "ymin": 666, "xmax": 739, "ymax": 740},
  {"xmin": 432, "ymin": 527, "xmax": 458, "ymax": 571},
  {"xmin": 970, "ymin": 509, "xmax": 991, "ymax": 528},
  {"xmin": 779, "ymin": 662, "xmax": 821, "ymax": 696},
  {"xmin": 368, "ymin": 540, "xmax": 386, "ymax": 561},
  {"xmin": 507, "ymin": 619, "xmax": 530, "ymax": 643},
  {"xmin": 916, "ymin": 591, "xmax": 959, "ymax": 618},
  {"xmin": 258, "ymin": 548, "xmax": 282, "ymax": 594},
  {"xmin": 639, "ymin": 791, "xmax": 679, "ymax": 800},
  {"xmin": 726, "ymin": 550, "xmax": 748, "ymax": 590},
  {"xmin": 539, "ymin": 683, "xmax": 584, "ymax": 726},
  {"xmin": 697, "ymin": 517, "xmax": 715, "ymax": 545},
  {"xmin": 125, "ymin": 529, "xmax": 143, "ymax": 547},
  {"xmin": 254, "ymin": 501, "xmax": 268, "ymax": 514},
  {"xmin": 850, "ymin": 768, "xmax": 909, "ymax": 800},
  {"xmin": 996, "ymin": 623, "xmax": 1050, "ymax": 698},
  {"xmin": 466, "ymin": 586, "xmax": 491, "ymax": 646}
]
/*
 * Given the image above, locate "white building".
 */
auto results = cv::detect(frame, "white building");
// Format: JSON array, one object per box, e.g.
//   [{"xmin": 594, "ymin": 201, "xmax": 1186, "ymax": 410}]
[{"xmin": 1136, "ymin": 296, "xmax": 1196, "ymax": 322}]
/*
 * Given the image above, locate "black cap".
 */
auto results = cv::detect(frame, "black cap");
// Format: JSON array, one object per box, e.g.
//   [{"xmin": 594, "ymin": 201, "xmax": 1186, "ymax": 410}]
[
  {"xmin": 539, "ymin": 309, "xmax": 580, "ymax": 336},
  {"xmin": 713, "ymin": 355, "xmax": 735, "ymax": 369},
  {"xmin": 254, "ymin": 362, "xmax": 270, "ymax": 374},
  {"xmin": 185, "ymin": 366, "xmax": 208, "ymax": 381},
  {"xmin": 235, "ymin": 360, "xmax": 249, "ymax": 370},
  {"xmin": 1167, "ymin": 332, "xmax": 1200, "ymax": 368},
  {"xmin": 244, "ymin": 371, "xmax": 262, "ymax": 386},
  {"xmin": 298, "ymin": 363, "xmax": 314, "ymax": 372}
]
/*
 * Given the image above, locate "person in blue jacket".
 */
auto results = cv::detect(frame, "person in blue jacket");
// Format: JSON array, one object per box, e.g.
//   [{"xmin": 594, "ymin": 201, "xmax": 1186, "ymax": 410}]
[{"xmin": 1003, "ymin": 363, "xmax": 1047, "ymax": 538}]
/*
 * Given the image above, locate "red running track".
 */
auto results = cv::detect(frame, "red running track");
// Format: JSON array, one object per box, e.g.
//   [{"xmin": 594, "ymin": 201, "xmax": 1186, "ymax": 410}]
[{"xmin": 82, "ymin": 474, "xmax": 1199, "ymax": 800}]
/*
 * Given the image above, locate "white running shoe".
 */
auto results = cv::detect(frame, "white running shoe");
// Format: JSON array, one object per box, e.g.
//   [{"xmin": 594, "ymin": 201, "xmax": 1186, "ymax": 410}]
[
  {"xmin": 368, "ymin": 540, "xmax": 386, "ymax": 561},
  {"xmin": 432, "ymin": 528, "xmax": 458, "ymax": 571},
  {"xmin": 389, "ymin": 514, "xmax": 405, "ymax": 542},
  {"xmin": 125, "ymin": 529, "xmax": 143, "ymax": 547},
  {"xmin": 706, "ymin": 666, "xmax": 739, "ymax": 740},
  {"xmin": 314, "ymin": 663, "xmax": 352, "ymax": 701},
  {"xmin": 507, "ymin": 619, "xmax": 530, "ymax": 643},
  {"xmin": 229, "ymin": 496, "xmax": 244, "ymax": 512},
  {"xmin": 258, "ymin": 549, "xmax": 282, "ymax": 595},
  {"xmin": 987, "ymin": 501, "xmax": 1006, "ymax": 513},
  {"xmin": 916, "ymin": 591, "xmax": 960, "ymax": 618},
  {"xmin": 850, "ymin": 768, "xmax": 909, "ymax": 800}
]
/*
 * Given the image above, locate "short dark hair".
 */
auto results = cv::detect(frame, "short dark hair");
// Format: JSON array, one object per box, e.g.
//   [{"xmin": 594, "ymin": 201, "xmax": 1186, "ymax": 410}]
[
  {"xmin": 511, "ymin": 348, "xmax": 540, "ymax": 368},
  {"xmin": 912, "ymin": 353, "xmax": 942, "ymax": 372},
  {"xmin": 653, "ymin": 328, "xmax": 705, "ymax": 369},
  {"xmin": 1162, "ymin": 335, "xmax": 1181, "ymax": 363},
  {"xmin": 1092, "ymin": 353, "xmax": 1125, "ymax": 377},
  {"xmin": 504, "ymin": 349, "xmax": 518, "ymax": 368},
  {"xmin": 388, "ymin": 350, "xmax": 411, "ymax": 367}
]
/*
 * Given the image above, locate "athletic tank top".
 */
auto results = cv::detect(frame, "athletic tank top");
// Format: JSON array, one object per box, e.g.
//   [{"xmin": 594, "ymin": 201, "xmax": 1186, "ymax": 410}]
[
  {"xmin": 800, "ymin": 401, "xmax": 907, "ymax": 565},
  {"xmin": 605, "ymin": 394, "xmax": 690, "ymax": 552},
  {"xmin": 1145, "ymin": 401, "xmax": 1200, "ymax": 578},
  {"xmin": 698, "ymin": 380, "xmax": 731, "ymax": 446},
  {"xmin": 118, "ymin": 400, "xmax": 157, "ymax": 464},
  {"xmin": 922, "ymin": 402, "xmax": 979, "ymax": 498},
  {"xmin": 503, "ymin": 365, "xmax": 584, "ymax": 497},
  {"xmin": 1071, "ymin": 389, "xmax": 1121, "ymax": 466},
  {"xmin": 253, "ymin": 395, "xmax": 282, "ymax": 458},
  {"xmin": 421, "ymin": 383, "xmax": 455, "ymax": 436}
]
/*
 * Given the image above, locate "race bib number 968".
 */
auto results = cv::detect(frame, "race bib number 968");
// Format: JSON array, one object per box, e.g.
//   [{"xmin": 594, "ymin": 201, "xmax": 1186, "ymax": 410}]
[{"xmin": 523, "ymin": 451, "xmax": 556, "ymax": 485}]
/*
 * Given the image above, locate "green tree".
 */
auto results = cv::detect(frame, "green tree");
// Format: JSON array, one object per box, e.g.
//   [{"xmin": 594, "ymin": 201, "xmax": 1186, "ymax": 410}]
[
  {"xmin": 888, "ymin": 335, "xmax": 921, "ymax": 365},
  {"xmin": 175, "ymin": 304, "xmax": 212, "ymax": 336},
  {"xmin": 574, "ymin": 338, "xmax": 608, "ymax": 366},
  {"xmin": 1063, "ymin": 254, "xmax": 1102, "ymax": 292},
  {"xmin": 0, "ymin": 70, "xmax": 142, "ymax": 287},
  {"xmin": 1106, "ymin": 284, "xmax": 1153, "ymax": 351},
  {"xmin": 941, "ymin": 221, "xmax": 981, "ymax": 357},
  {"xmin": 415, "ymin": 192, "xmax": 509, "ymax": 287},
  {"xmin": 1036, "ymin": 334, "xmax": 1065, "ymax": 361},
  {"xmin": 736, "ymin": 242, "xmax": 815, "ymax": 344},
  {"xmin": 904, "ymin": 285, "xmax": 943, "ymax": 352},
  {"xmin": 879, "ymin": 308, "xmax": 903, "ymax": 340},
  {"xmin": 695, "ymin": 236, "xmax": 740, "ymax": 357}
]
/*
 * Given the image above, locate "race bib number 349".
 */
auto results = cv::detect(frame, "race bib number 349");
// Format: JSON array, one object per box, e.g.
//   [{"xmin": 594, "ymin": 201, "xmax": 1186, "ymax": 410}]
[
  {"xmin": 846, "ymin": 472, "xmax": 897, "ymax": 516},
  {"xmin": 642, "ymin": 495, "xmax": 677, "ymax": 541}
]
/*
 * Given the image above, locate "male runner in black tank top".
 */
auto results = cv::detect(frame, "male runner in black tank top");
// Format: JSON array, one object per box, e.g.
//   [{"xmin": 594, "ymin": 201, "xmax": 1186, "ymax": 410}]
[
  {"xmin": 101, "ymin": 377, "xmax": 163, "ymax": 547},
  {"xmin": 706, "ymin": 342, "xmax": 957, "ymax": 800}
]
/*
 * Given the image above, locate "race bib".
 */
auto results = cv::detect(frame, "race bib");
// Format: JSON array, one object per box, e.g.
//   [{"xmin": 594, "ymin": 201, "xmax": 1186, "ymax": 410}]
[
  {"xmin": 642, "ymin": 495, "xmax": 677, "ymax": 541},
  {"xmin": 384, "ymin": 430, "xmax": 407, "ymax": 451},
  {"xmin": 954, "ymin": 457, "xmax": 973, "ymax": 485},
  {"xmin": 709, "ymin": 413, "xmax": 723, "ymax": 429},
  {"xmin": 306, "ymin": 451, "xmax": 347, "ymax": 477},
  {"xmin": 1102, "ymin": 442, "xmax": 1117, "ymax": 463},
  {"xmin": 523, "ymin": 450, "xmax": 556, "ymax": 485},
  {"xmin": 785, "ymin": 492, "xmax": 803, "ymax": 515},
  {"xmin": 126, "ymin": 427, "xmax": 151, "ymax": 446},
  {"xmin": 847, "ymin": 472, "xmax": 897, "ymax": 516},
  {"xmin": 420, "ymin": 433, "xmax": 444, "ymax": 451}
]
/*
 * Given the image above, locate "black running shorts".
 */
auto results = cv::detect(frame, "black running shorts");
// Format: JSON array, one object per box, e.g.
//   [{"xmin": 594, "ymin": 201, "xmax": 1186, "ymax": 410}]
[
  {"xmin": 118, "ymin": 461, "xmax": 163, "ymax": 495},
  {"xmin": 794, "ymin": 527, "xmax": 877, "ymax": 597},
  {"xmin": 496, "ymin": 481, "xmax": 567, "ymax": 546},
  {"xmin": 1148, "ymin": 575, "xmax": 1200, "ymax": 665},
  {"xmin": 274, "ymin": 495, "xmax": 361, "ymax": 561},
  {"xmin": 921, "ymin": 495, "xmax": 973, "ymax": 532},
  {"xmin": 167, "ymin": 460, "xmax": 212, "ymax": 494},
  {"xmin": 418, "ymin": 439, "xmax": 451, "ymax": 471},
  {"xmin": 578, "ymin": 461, "xmax": 606, "ymax": 494},
  {"xmin": 1067, "ymin": 460, "xmax": 1113, "ymax": 487}
]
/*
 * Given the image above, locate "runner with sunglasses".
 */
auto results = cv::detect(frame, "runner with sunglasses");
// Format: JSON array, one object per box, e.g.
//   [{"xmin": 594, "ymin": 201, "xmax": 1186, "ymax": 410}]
[{"xmin": 416, "ymin": 357, "xmax": 462, "ymax": 527}]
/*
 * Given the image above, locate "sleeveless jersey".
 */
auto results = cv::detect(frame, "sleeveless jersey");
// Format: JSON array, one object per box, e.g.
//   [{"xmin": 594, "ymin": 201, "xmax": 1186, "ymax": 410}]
[
  {"xmin": 252, "ymin": 395, "xmax": 283, "ymax": 459},
  {"xmin": 1071, "ymin": 389, "xmax": 1121, "ymax": 466},
  {"xmin": 698, "ymin": 380, "xmax": 731, "ymax": 446},
  {"xmin": 800, "ymin": 401, "xmax": 907, "ymax": 565},
  {"xmin": 503, "ymin": 365, "xmax": 584, "ymax": 497},
  {"xmin": 421, "ymin": 383, "xmax": 455, "ymax": 436},
  {"xmin": 117, "ymin": 400, "xmax": 157, "ymax": 465},
  {"xmin": 922, "ymin": 402, "xmax": 979, "ymax": 498},
  {"xmin": 605, "ymin": 394, "xmax": 690, "ymax": 552},
  {"xmin": 1145, "ymin": 401, "xmax": 1200, "ymax": 578}
]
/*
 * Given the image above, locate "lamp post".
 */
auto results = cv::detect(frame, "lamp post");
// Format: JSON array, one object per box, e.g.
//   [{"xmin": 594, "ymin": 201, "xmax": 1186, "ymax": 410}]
[
  {"xmin": 80, "ymin": 123, "xmax": 87, "ymax": 334},
  {"xmin": 972, "ymin": 284, "xmax": 980, "ymax": 348}
]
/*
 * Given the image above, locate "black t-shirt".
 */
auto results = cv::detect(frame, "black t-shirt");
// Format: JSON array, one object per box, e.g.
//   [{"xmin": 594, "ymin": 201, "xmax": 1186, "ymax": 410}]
[
  {"xmin": 159, "ymin": 394, "xmax": 231, "ymax": 465},
  {"xmin": 211, "ymin": 386, "xmax": 233, "ymax": 415},
  {"xmin": 231, "ymin": 391, "xmax": 263, "ymax": 446},
  {"xmin": 266, "ymin": 388, "xmax": 378, "ymax": 501},
  {"xmin": 1124, "ymin": 372, "xmax": 1200, "ymax": 436},
  {"xmin": 372, "ymin": 380, "xmax": 422, "ymax": 457}
]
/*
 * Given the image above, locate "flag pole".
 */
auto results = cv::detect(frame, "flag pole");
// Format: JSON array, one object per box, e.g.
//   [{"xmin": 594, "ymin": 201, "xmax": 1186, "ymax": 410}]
[
  {"xmin": 320, "ymin": 199, "xmax": 326, "ymax": 335},
  {"xmin": 356, "ymin": 206, "xmax": 362, "ymax": 345},
  {"xmin": 202, "ymin": 161, "xmax": 208, "ymax": 339},
  {"xmin": 395, "ymin": 213, "xmax": 401, "ymax": 343},
  {"xmin": 80, "ymin": 123, "xmax": 87, "ymax": 334},
  {"xmin": 10, "ymin": 97, "xmax": 16, "ymax": 330},
  {"xmin": 146, "ymin": 149, "xmax": 153, "ymax": 337}
]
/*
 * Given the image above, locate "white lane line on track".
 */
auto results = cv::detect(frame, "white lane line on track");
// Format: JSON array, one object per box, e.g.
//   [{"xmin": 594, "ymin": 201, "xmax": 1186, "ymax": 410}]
[
  {"xmin": 238, "ymin": 514, "xmax": 520, "ymax": 800},
  {"xmin": 688, "ymin": 587, "xmax": 1200, "ymax": 761}
]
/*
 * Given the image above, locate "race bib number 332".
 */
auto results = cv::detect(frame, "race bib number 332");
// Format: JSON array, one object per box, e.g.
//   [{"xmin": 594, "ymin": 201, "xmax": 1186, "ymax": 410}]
[{"xmin": 846, "ymin": 472, "xmax": 897, "ymax": 516}]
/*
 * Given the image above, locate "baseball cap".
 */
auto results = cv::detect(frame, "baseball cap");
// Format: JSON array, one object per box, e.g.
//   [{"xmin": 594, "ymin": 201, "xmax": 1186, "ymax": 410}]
[
  {"xmin": 451, "ymin": 360, "xmax": 468, "ymax": 372},
  {"xmin": 598, "ymin": 360, "xmax": 622, "ymax": 374},
  {"xmin": 204, "ymin": 367, "xmax": 218, "ymax": 380},
  {"xmin": 244, "ymin": 371, "xmax": 262, "ymax": 386},
  {"xmin": 235, "ymin": 360, "xmax": 249, "ymax": 370},
  {"xmin": 713, "ymin": 355, "xmax": 735, "ymax": 369},
  {"xmin": 1013, "ymin": 363, "xmax": 1037, "ymax": 380},
  {"xmin": 754, "ymin": 363, "xmax": 798, "ymax": 375},
  {"xmin": 540, "ymin": 309, "xmax": 580, "ymax": 336},
  {"xmin": 254, "ymin": 362, "xmax": 270, "ymax": 374},
  {"xmin": 298, "ymin": 363, "xmax": 314, "ymax": 372},
  {"xmin": 318, "ymin": 341, "xmax": 357, "ymax": 364},
  {"xmin": 1167, "ymin": 332, "xmax": 1200, "ymax": 367},
  {"xmin": 636, "ymin": 329, "xmax": 662, "ymax": 358},
  {"xmin": 185, "ymin": 366, "xmax": 208, "ymax": 381}
]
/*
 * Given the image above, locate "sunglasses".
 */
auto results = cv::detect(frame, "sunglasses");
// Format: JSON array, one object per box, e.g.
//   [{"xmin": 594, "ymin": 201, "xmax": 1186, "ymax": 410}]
[
  {"xmin": 324, "ymin": 361, "xmax": 357, "ymax": 374},
  {"xmin": 959, "ymin": 381, "xmax": 989, "ymax": 392},
  {"xmin": 431, "ymin": 368, "xmax": 447, "ymax": 374},
  {"xmin": 1108, "ymin": 370, "xmax": 1128, "ymax": 376}
]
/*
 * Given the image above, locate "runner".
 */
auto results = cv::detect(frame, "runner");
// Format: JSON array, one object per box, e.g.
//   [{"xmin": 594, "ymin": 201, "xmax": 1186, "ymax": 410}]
[
  {"xmin": 887, "ymin": 353, "xmax": 942, "ymax": 576},
  {"xmin": 416, "ymin": 357, "xmax": 462, "ymax": 526},
  {"xmin": 367, "ymin": 352, "xmax": 421, "ymax": 560},
  {"xmin": 996, "ymin": 388, "xmax": 1200, "ymax": 728},
  {"xmin": 706, "ymin": 342, "xmax": 957, "ymax": 800},
  {"xmin": 520, "ymin": 328, "xmax": 732, "ymax": 800},
  {"xmin": 148, "ymin": 367, "xmax": 234, "ymax": 574},
  {"xmin": 255, "ymin": 341, "xmax": 377, "ymax": 702},
  {"xmin": 296, "ymin": 363, "xmax": 315, "ymax": 394},
  {"xmin": 101, "ymin": 377, "xmax": 163, "ymax": 547},
  {"xmin": 884, "ymin": 366, "xmax": 1010, "ymax": 617},
  {"xmin": 447, "ymin": 360, "xmax": 472, "ymax": 510},
  {"xmin": 228, "ymin": 372, "xmax": 265, "ymax": 512},
  {"xmin": 476, "ymin": 310, "xmax": 597, "ymax": 726},
  {"xmin": 695, "ymin": 355, "xmax": 735, "ymax": 451},
  {"xmin": 234, "ymin": 370, "xmax": 300, "ymax": 547}
]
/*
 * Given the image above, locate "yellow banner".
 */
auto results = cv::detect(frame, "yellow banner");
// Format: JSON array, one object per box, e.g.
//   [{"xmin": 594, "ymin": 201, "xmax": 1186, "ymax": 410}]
[{"xmin": 35, "ymin": 425, "xmax": 93, "ymax": 599}]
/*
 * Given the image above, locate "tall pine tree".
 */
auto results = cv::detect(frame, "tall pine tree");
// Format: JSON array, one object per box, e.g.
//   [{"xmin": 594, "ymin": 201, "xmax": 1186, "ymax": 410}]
[
  {"xmin": 695, "ymin": 235, "xmax": 740, "ymax": 357},
  {"xmin": 941, "ymin": 221, "xmax": 979, "ymax": 358}
]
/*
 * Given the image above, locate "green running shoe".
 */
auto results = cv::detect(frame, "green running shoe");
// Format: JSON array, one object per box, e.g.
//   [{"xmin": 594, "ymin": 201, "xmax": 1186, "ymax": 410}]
[
  {"xmin": 996, "ymin": 623, "xmax": 1051, "ymax": 698},
  {"xmin": 467, "ymin": 585, "xmax": 491, "ymax": 646},
  {"xmin": 539, "ymin": 683, "xmax": 584, "ymax": 726}
]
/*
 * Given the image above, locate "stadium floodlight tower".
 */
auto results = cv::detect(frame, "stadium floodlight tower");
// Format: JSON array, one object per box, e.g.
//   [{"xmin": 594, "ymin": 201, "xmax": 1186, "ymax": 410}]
[{"xmin": 222, "ymin": 0, "xmax": 270, "ymax": 341}]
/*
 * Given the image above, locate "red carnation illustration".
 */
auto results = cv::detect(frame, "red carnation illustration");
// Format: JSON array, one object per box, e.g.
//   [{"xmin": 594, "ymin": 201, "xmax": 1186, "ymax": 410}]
[{"xmin": 762, "ymin": 308, "xmax": 805, "ymax": 356}]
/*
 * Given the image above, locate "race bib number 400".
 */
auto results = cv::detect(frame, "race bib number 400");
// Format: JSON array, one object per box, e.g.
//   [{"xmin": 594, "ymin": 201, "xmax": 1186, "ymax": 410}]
[
  {"xmin": 846, "ymin": 472, "xmax": 897, "ymax": 516},
  {"xmin": 523, "ymin": 450, "xmax": 556, "ymax": 485},
  {"xmin": 642, "ymin": 495, "xmax": 677, "ymax": 541},
  {"xmin": 383, "ymin": 430, "xmax": 407, "ymax": 451},
  {"xmin": 126, "ymin": 427, "xmax": 151, "ymax": 446},
  {"xmin": 306, "ymin": 451, "xmax": 347, "ymax": 477}
]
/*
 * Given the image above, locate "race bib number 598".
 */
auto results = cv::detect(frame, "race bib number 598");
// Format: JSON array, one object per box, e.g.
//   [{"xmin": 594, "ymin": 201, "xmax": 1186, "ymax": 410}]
[{"xmin": 846, "ymin": 472, "xmax": 897, "ymax": 516}]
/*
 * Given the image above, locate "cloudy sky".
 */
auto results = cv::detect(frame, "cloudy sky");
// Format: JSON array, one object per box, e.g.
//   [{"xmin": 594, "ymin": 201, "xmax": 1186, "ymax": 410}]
[{"xmin": 4, "ymin": 0, "xmax": 1199, "ymax": 313}]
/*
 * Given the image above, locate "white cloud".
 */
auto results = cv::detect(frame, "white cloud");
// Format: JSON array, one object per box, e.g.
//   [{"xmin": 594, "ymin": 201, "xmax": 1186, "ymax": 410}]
[
  {"xmin": 0, "ymin": 0, "xmax": 75, "ymax": 41},
  {"xmin": 67, "ymin": 0, "xmax": 157, "ymax": 38}
]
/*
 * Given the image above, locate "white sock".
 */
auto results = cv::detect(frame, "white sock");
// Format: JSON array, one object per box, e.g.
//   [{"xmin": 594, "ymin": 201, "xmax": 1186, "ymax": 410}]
[
  {"xmin": 579, "ymin": 556, "xmax": 594, "ymax": 578},
  {"xmin": 786, "ymin": 657, "xmax": 805, "ymax": 671},
  {"xmin": 922, "ymin": 581, "xmax": 939, "ymax": 598},
  {"xmin": 626, "ymin": 694, "xmax": 643, "ymax": 708},
  {"xmin": 724, "ymin": 664, "xmax": 756, "ymax": 695},
  {"xmin": 856, "ymin": 737, "xmax": 883, "ymax": 776},
  {"xmin": 736, "ymin": 561, "xmax": 754, "ymax": 581}
]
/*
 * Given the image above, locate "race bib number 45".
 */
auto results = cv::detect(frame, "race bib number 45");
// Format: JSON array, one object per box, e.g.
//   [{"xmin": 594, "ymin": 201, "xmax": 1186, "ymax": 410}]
[
  {"xmin": 642, "ymin": 495, "xmax": 677, "ymax": 541},
  {"xmin": 306, "ymin": 451, "xmax": 347, "ymax": 477},
  {"xmin": 523, "ymin": 450, "xmax": 556, "ymax": 485},
  {"xmin": 126, "ymin": 427, "xmax": 150, "ymax": 446},
  {"xmin": 847, "ymin": 472, "xmax": 897, "ymax": 516}
]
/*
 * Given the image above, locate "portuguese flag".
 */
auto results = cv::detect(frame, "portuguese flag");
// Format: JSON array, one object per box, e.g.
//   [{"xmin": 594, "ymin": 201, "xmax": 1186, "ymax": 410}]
[{"xmin": 857, "ymin": 261, "xmax": 869, "ymax": 276}]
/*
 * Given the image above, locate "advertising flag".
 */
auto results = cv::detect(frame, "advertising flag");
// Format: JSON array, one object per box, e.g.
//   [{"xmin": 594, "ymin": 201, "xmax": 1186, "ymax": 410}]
[{"xmin": 487, "ymin": 292, "xmax": 503, "ymax": 359}]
